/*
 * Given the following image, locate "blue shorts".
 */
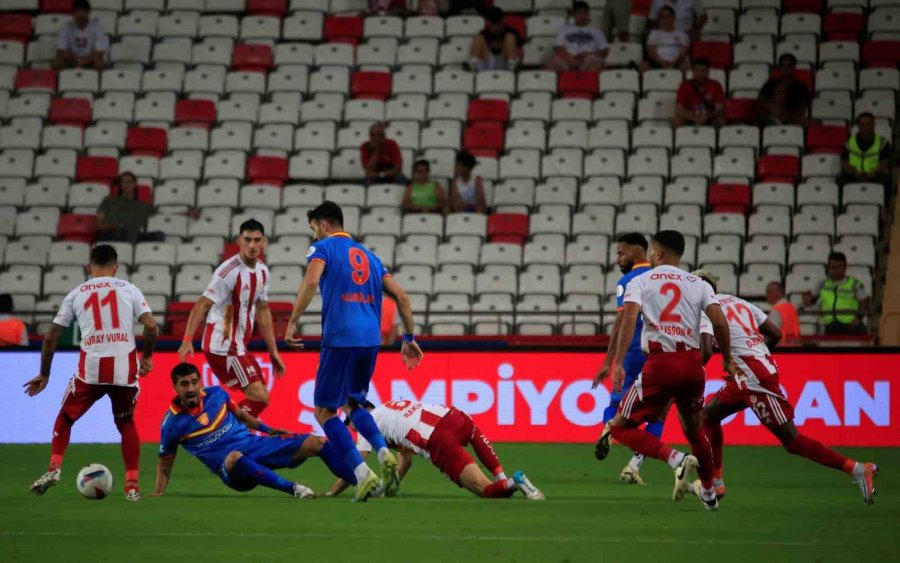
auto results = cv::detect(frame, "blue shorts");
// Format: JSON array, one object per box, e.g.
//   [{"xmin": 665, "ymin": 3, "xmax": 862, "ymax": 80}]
[
  {"xmin": 217, "ymin": 433, "xmax": 310, "ymax": 491},
  {"xmin": 610, "ymin": 349, "xmax": 647, "ymax": 405},
  {"xmin": 314, "ymin": 346, "xmax": 379, "ymax": 410}
]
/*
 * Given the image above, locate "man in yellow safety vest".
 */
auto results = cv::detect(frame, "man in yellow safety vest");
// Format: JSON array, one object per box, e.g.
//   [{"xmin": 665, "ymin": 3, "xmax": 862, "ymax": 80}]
[
  {"xmin": 803, "ymin": 252, "xmax": 869, "ymax": 335},
  {"xmin": 838, "ymin": 112, "xmax": 893, "ymax": 199}
]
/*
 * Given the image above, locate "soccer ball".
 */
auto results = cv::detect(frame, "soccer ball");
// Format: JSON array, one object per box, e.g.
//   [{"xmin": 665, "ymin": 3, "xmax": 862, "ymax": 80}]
[{"xmin": 76, "ymin": 464, "xmax": 114, "ymax": 500}]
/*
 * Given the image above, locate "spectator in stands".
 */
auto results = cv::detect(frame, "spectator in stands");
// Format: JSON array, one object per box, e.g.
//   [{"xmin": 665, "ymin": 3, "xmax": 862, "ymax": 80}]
[
  {"xmin": 381, "ymin": 296, "xmax": 399, "ymax": 346},
  {"xmin": 838, "ymin": 112, "xmax": 893, "ymax": 196},
  {"xmin": 360, "ymin": 123, "xmax": 406, "ymax": 186},
  {"xmin": 648, "ymin": 0, "xmax": 706, "ymax": 42},
  {"xmin": 765, "ymin": 281, "xmax": 801, "ymax": 346},
  {"xmin": 468, "ymin": 7, "xmax": 523, "ymax": 71},
  {"xmin": 96, "ymin": 172, "xmax": 164, "ymax": 244},
  {"xmin": 601, "ymin": 0, "xmax": 631, "ymax": 42},
  {"xmin": 756, "ymin": 53, "xmax": 814, "ymax": 127},
  {"xmin": 803, "ymin": 252, "xmax": 869, "ymax": 335},
  {"xmin": 402, "ymin": 160, "xmax": 447, "ymax": 215},
  {"xmin": 368, "ymin": 0, "xmax": 411, "ymax": 16},
  {"xmin": 0, "ymin": 294, "xmax": 28, "ymax": 347},
  {"xmin": 52, "ymin": 0, "xmax": 108, "ymax": 71},
  {"xmin": 546, "ymin": 2, "xmax": 609, "ymax": 72},
  {"xmin": 450, "ymin": 151, "xmax": 487, "ymax": 214},
  {"xmin": 639, "ymin": 6, "xmax": 690, "ymax": 73},
  {"xmin": 674, "ymin": 58, "xmax": 724, "ymax": 127}
]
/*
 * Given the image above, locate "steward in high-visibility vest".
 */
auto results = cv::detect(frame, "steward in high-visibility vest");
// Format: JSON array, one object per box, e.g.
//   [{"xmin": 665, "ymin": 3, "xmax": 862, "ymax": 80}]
[{"xmin": 845, "ymin": 133, "xmax": 886, "ymax": 175}]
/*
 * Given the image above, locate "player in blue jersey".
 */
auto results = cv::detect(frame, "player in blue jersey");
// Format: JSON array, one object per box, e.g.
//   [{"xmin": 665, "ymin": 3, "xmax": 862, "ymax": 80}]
[
  {"xmin": 284, "ymin": 201, "xmax": 424, "ymax": 502},
  {"xmin": 150, "ymin": 363, "xmax": 358, "ymax": 498},
  {"xmin": 592, "ymin": 232, "xmax": 664, "ymax": 485}
]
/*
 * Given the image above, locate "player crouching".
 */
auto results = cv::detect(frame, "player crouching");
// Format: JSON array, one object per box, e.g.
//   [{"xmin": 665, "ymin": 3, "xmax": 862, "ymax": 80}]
[
  {"xmin": 328, "ymin": 400, "xmax": 545, "ymax": 500},
  {"xmin": 151, "ymin": 363, "xmax": 360, "ymax": 499}
]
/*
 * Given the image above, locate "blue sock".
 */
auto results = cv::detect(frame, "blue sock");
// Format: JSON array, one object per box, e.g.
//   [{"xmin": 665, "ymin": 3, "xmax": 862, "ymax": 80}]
[
  {"xmin": 602, "ymin": 402, "xmax": 619, "ymax": 424},
  {"xmin": 645, "ymin": 420, "xmax": 664, "ymax": 439},
  {"xmin": 318, "ymin": 440, "xmax": 357, "ymax": 484},
  {"xmin": 232, "ymin": 455, "xmax": 294, "ymax": 495},
  {"xmin": 349, "ymin": 407, "xmax": 388, "ymax": 454},
  {"xmin": 322, "ymin": 417, "xmax": 364, "ymax": 484}
]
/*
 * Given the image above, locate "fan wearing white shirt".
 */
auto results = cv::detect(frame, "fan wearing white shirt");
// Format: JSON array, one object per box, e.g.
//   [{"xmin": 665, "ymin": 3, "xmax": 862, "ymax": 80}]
[
  {"xmin": 546, "ymin": 1, "xmax": 609, "ymax": 72},
  {"xmin": 640, "ymin": 6, "xmax": 691, "ymax": 73},
  {"xmin": 52, "ymin": 0, "xmax": 108, "ymax": 71}
]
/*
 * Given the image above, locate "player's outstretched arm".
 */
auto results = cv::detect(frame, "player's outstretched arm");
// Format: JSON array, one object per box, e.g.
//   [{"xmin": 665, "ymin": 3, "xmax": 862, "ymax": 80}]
[
  {"xmin": 138, "ymin": 312, "xmax": 158, "ymax": 377},
  {"xmin": 255, "ymin": 301, "xmax": 285, "ymax": 377},
  {"xmin": 611, "ymin": 304, "xmax": 640, "ymax": 393},
  {"xmin": 233, "ymin": 405, "xmax": 287, "ymax": 435},
  {"xmin": 705, "ymin": 303, "xmax": 736, "ymax": 377},
  {"xmin": 396, "ymin": 447, "xmax": 414, "ymax": 480},
  {"xmin": 383, "ymin": 276, "xmax": 423, "ymax": 370},
  {"xmin": 284, "ymin": 261, "xmax": 324, "ymax": 349},
  {"xmin": 594, "ymin": 309, "xmax": 624, "ymax": 388},
  {"xmin": 23, "ymin": 323, "xmax": 64, "ymax": 397},
  {"xmin": 149, "ymin": 455, "xmax": 176, "ymax": 496},
  {"xmin": 177, "ymin": 297, "xmax": 214, "ymax": 360}
]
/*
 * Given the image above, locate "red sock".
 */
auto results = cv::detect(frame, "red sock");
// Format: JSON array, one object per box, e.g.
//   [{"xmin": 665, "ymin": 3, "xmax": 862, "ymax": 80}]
[
  {"xmin": 688, "ymin": 427, "xmax": 715, "ymax": 489},
  {"xmin": 786, "ymin": 434, "xmax": 854, "ymax": 474},
  {"xmin": 116, "ymin": 419, "xmax": 141, "ymax": 489},
  {"xmin": 482, "ymin": 480, "xmax": 516, "ymax": 498},
  {"xmin": 50, "ymin": 411, "xmax": 74, "ymax": 471},
  {"xmin": 704, "ymin": 417, "xmax": 724, "ymax": 477},
  {"xmin": 471, "ymin": 427, "xmax": 504, "ymax": 477},
  {"xmin": 610, "ymin": 425, "xmax": 673, "ymax": 462},
  {"xmin": 239, "ymin": 399, "xmax": 267, "ymax": 418}
]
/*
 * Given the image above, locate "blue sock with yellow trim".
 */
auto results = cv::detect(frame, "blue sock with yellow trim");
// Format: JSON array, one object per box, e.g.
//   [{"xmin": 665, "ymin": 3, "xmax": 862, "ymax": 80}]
[
  {"xmin": 231, "ymin": 455, "xmax": 295, "ymax": 495},
  {"xmin": 322, "ymin": 417, "xmax": 365, "ymax": 484}
]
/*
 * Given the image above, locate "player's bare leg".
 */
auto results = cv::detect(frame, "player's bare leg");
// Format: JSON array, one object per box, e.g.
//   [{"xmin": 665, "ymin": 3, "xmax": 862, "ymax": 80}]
[
  {"xmin": 239, "ymin": 381, "xmax": 269, "ymax": 418},
  {"xmin": 702, "ymin": 397, "xmax": 745, "ymax": 499},
  {"xmin": 676, "ymin": 403, "xmax": 718, "ymax": 510}
]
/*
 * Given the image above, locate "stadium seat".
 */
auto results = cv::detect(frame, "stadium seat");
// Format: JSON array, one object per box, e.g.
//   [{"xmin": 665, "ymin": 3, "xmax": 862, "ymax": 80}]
[
  {"xmin": 463, "ymin": 122, "xmax": 505, "ymax": 156},
  {"xmin": 757, "ymin": 154, "xmax": 799, "ymax": 183},
  {"xmin": 691, "ymin": 41, "xmax": 733, "ymax": 69},
  {"xmin": 487, "ymin": 214, "xmax": 529, "ymax": 245},
  {"xmin": 558, "ymin": 71, "xmax": 600, "ymax": 99},
  {"xmin": 323, "ymin": 15, "xmax": 363, "ymax": 43},
  {"xmin": 57, "ymin": 214, "xmax": 98, "ymax": 244},
  {"xmin": 862, "ymin": 41, "xmax": 900, "ymax": 68},
  {"xmin": 15, "ymin": 69, "xmax": 55, "ymax": 93},
  {"xmin": 48, "ymin": 98, "xmax": 90, "ymax": 128},
  {"xmin": 467, "ymin": 99, "xmax": 509, "ymax": 124},
  {"xmin": 0, "ymin": 13, "xmax": 32, "ymax": 43},
  {"xmin": 76, "ymin": 155, "xmax": 118, "ymax": 183},
  {"xmin": 126, "ymin": 127, "xmax": 168, "ymax": 158},
  {"xmin": 232, "ymin": 43, "xmax": 273, "ymax": 73},
  {"xmin": 175, "ymin": 99, "xmax": 216, "ymax": 129},
  {"xmin": 724, "ymin": 99, "xmax": 756, "ymax": 124},
  {"xmin": 351, "ymin": 71, "xmax": 391, "ymax": 100},
  {"xmin": 247, "ymin": 156, "xmax": 288, "ymax": 186}
]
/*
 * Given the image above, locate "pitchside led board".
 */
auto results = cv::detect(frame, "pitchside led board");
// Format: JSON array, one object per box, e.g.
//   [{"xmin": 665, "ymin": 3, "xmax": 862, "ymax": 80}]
[{"xmin": 1, "ymin": 351, "xmax": 897, "ymax": 446}]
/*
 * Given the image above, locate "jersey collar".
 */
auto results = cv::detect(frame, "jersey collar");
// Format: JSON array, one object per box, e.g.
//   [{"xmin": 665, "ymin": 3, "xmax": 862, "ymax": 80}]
[
  {"xmin": 331, "ymin": 231, "xmax": 353, "ymax": 239},
  {"xmin": 633, "ymin": 262, "xmax": 651, "ymax": 269},
  {"xmin": 169, "ymin": 389, "xmax": 206, "ymax": 415}
]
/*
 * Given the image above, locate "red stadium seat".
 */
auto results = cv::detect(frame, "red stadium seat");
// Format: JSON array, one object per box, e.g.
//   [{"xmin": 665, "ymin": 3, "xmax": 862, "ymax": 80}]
[
  {"xmin": 41, "ymin": 0, "xmax": 73, "ymax": 13},
  {"xmin": 57, "ymin": 214, "xmax": 98, "ymax": 243},
  {"xmin": 167, "ymin": 302, "xmax": 199, "ymax": 340},
  {"xmin": 631, "ymin": 0, "xmax": 651, "ymax": 16},
  {"xmin": 708, "ymin": 183, "xmax": 751, "ymax": 214},
  {"xmin": 175, "ymin": 99, "xmax": 216, "ymax": 129},
  {"xmin": 559, "ymin": 71, "xmax": 599, "ymax": 99},
  {"xmin": 246, "ymin": 0, "xmax": 287, "ymax": 17},
  {"xmin": 691, "ymin": 41, "xmax": 732, "ymax": 69},
  {"xmin": 323, "ymin": 16, "xmax": 363, "ymax": 42},
  {"xmin": 76, "ymin": 156, "xmax": 118, "ymax": 183},
  {"xmin": 824, "ymin": 12, "xmax": 865, "ymax": 41},
  {"xmin": 351, "ymin": 71, "xmax": 391, "ymax": 100},
  {"xmin": 782, "ymin": 0, "xmax": 822, "ymax": 13},
  {"xmin": 126, "ymin": 127, "xmax": 168, "ymax": 157},
  {"xmin": 806, "ymin": 125, "xmax": 848, "ymax": 154},
  {"xmin": 15, "ymin": 69, "xmax": 56, "ymax": 93},
  {"xmin": 467, "ymin": 99, "xmax": 509, "ymax": 123},
  {"xmin": 487, "ymin": 213, "xmax": 528, "ymax": 245},
  {"xmin": 265, "ymin": 302, "xmax": 294, "ymax": 339},
  {"xmin": 504, "ymin": 15, "xmax": 526, "ymax": 40},
  {"xmin": 0, "ymin": 13, "xmax": 32, "ymax": 42},
  {"xmin": 757, "ymin": 155, "xmax": 799, "ymax": 183},
  {"xmin": 463, "ymin": 122, "xmax": 504, "ymax": 156},
  {"xmin": 49, "ymin": 97, "xmax": 91, "ymax": 127},
  {"xmin": 724, "ymin": 99, "xmax": 756, "ymax": 124},
  {"xmin": 247, "ymin": 155, "xmax": 288, "ymax": 186},
  {"xmin": 232, "ymin": 43, "xmax": 273, "ymax": 72},
  {"xmin": 862, "ymin": 41, "xmax": 900, "ymax": 68}
]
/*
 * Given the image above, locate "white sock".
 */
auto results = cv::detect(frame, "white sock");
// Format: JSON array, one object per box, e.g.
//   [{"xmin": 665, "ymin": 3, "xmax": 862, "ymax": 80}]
[
  {"xmin": 506, "ymin": 478, "xmax": 516, "ymax": 489},
  {"xmin": 353, "ymin": 462, "xmax": 370, "ymax": 483},
  {"xmin": 629, "ymin": 454, "xmax": 645, "ymax": 470},
  {"xmin": 377, "ymin": 447, "xmax": 388, "ymax": 465},
  {"xmin": 495, "ymin": 472, "xmax": 507, "ymax": 481},
  {"xmin": 699, "ymin": 486, "xmax": 717, "ymax": 502},
  {"xmin": 852, "ymin": 462, "xmax": 864, "ymax": 479},
  {"xmin": 667, "ymin": 450, "xmax": 686, "ymax": 469}
]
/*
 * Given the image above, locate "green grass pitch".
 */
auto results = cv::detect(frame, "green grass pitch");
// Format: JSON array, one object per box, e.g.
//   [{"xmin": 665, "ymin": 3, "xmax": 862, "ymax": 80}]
[{"xmin": 1, "ymin": 443, "xmax": 897, "ymax": 562}]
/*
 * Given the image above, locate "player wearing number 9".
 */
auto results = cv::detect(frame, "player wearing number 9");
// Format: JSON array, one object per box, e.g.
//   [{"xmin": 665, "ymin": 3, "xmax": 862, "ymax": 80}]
[{"xmin": 285, "ymin": 201, "xmax": 423, "ymax": 502}]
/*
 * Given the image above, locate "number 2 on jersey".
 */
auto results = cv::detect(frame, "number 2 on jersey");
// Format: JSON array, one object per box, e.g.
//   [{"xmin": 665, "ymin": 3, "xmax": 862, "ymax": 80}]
[
  {"xmin": 659, "ymin": 283, "xmax": 682, "ymax": 322},
  {"xmin": 84, "ymin": 290, "xmax": 120, "ymax": 330},
  {"xmin": 348, "ymin": 247, "xmax": 370, "ymax": 285}
]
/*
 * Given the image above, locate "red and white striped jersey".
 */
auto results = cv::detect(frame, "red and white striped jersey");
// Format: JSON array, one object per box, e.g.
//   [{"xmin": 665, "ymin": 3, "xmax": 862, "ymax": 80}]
[
  {"xmin": 356, "ymin": 401, "xmax": 451, "ymax": 459},
  {"xmin": 623, "ymin": 265, "xmax": 718, "ymax": 353},
  {"xmin": 53, "ymin": 277, "xmax": 152, "ymax": 386},
  {"xmin": 700, "ymin": 293, "xmax": 779, "ymax": 389},
  {"xmin": 201, "ymin": 256, "xmax": 270, "ymax": 357}
]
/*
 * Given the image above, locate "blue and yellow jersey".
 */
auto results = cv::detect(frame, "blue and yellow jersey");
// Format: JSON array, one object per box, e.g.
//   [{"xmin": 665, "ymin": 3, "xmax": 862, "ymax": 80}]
[
  {"xmin": 159, "ymin": 386, "xmax": 253, "ymax": 472},
  {"xmin": 616, "ymin": 262, "xmax": 652, "ymax": 352},
  {"xmin": 306, "ymin": 232, "xmax": 390, "ymax": 348}
]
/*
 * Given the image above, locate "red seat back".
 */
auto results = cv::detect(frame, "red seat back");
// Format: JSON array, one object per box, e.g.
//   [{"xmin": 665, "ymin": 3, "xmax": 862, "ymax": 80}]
[
  {"xmin": 77, "ymin": 156, "xmax": 118, "ymax": 182},
  {"xmin": 247, "ymin": 155, "xmax": 288, "ymax": 185},
  {"xmin": 57, "ymin": 214, "xmax": 98, "ymax": 243},
  {"xmin": 708, "ymin": 183, "xmax": 751, "ymax": 214},
  {"xmin": 631, "ymin": 0, "xmax": 652, "ymax": 16},
  {"xmin": 126, "ymin": 127, "xmax": 168, "ymax": 157},
  {"xmin": 691, "ymin": 41, "xmax": 732, "ymax": 69},
  {"xmin": 806, "ymin": 125, "xmax": 848, "ymax": 154},
  {"xmin": 487, "ymin": 213, "xmax": 528, "ymax": 244},
  {"xmin": 175, "ymin": 99, "xmax": 217, "ymax": 128},
  {"xmin": 782, "ymin": 0, "xmax": 823, "ymax": 13},
  {"xmin": 15, "ymin": 69, "xmax": 56, "ymax": 92},
  {"xmin": 166, "ymin": 302, "xmax": 199, "ymax": 340},
  {"xmin": 265, "ymin": 302, "xmax": 295, "ymax": 338},
  {"xmin": 0, "ymin": 13, "xmax": 32, "ymax": 42},
  {"xmin": 463, "ymin": 122, "xmax": 504, "ymax": 156},
  {"xmin": 246, "ymin": 0, "xmax": 287, "ymax": 17},
  {"xmin": 724, "ymin": 98, "xmax": 756, "ymax": 124},
  {"xmin": 232, "ymin": 43, "xmax": 273, "ymax": 72},
  {"xmin": 351, "ymin": 71, "xmax": 391, "ymax": 100},
  {"xmin": 862, "ymin": 41, "xmax": 900, "ymax": 68},
  {"xmin": 504, "ymin": 15, "xmax": 526, "ymax": 40},
  {"xmin": 757, "ymin": 154, "xmax": 799, "ymax": 183},
  {"xmin": 824, "ymin": 12, "xmax": 865, "ymax": 41},
  {"xmin": 467, "ymin": 99, "xmax": 509, "ymax": 123},
  {"xmin": 559, "ymin": 71, "xmax": 600, "ymax": 99},
  {"xmin": 323, "ymin": 16, "xmax": 363, "ymax": 42},
  {"xmin": 40, "ymin": 0, "xmax": 73, "ymax": 13},
  {"xmin": 49, "ymin": 97, "xmax": 91, "ymax": 127}
]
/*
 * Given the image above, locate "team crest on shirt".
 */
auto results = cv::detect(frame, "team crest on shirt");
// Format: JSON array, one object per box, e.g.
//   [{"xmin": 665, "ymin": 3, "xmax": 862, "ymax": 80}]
[
  {"xmin": 196, "ymin": 413, "xmax": 209, "ymax": 426},
  {"xmin": 616, "ymin": 285, "xmax": 624, "ymax": 297},
  {"xmin": 306, "ymin": 246, "xmax": 316, "ymax": 258}
]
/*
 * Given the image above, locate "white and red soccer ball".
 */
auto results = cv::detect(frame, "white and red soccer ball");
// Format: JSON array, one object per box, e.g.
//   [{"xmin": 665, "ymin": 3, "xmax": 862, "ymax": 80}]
[{"xmin": 76, "ymin": 464, "xmax": 113, "ymax": 500}]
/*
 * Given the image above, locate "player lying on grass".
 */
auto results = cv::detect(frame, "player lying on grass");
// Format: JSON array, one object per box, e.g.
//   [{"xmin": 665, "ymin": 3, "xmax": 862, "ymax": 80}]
[
  {"xmin": 327, "ymin": 400, "xmax": 545, "ymax": 500},
  {"xmin": 151, "ymin": 363, "xmax": 358, "ymax": 499},
  {"xmin": 692, "ymin": 270, "xmax": 879, "ymax": 505}
]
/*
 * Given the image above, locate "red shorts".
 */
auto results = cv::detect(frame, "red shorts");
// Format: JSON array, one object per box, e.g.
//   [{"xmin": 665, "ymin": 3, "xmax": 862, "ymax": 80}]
[
  {"xmin": 427, "ymin": 408, "xmax": 477, "ymax": 485},
  {"xmin": 60, "ymin": 377, "xmax": 139, "ymax": 422},
  {"xmin": 715, "ymin": 377, "xmax": 794, "ymax": 426},
  {"xmin": 205, "ymin": 352, "xmax": 264, "ymax": 391},
  {"xmin": 619, "ymin": 350, "xmax": 705, "ymax": 423}
]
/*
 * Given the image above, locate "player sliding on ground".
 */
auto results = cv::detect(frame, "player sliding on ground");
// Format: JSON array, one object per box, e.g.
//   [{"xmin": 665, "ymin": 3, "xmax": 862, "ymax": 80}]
[
  {"xmin": 691, "ymin": 270, "xmax": 879, "ymax": 505},
  {"xmin": 597, "ymin": 230, "xmax": 736, "ymax": 511},
  {"xmin": 327, "ymin": 400, "xmax": 544, "ymax": 500},
  {"xmin": 25, "ymin": 245, "xmax": 158, "ymax": 501},
  {"xmin": 151, "ymin": 363, "xmax": 358, "ymax": 498},
  {"xmin": 284, "ymin": 201, "xmax": 424, "ymax": 502},
  {"xmin": 177, "ymin": 219, "xmax": 286, "ymax": 417}
]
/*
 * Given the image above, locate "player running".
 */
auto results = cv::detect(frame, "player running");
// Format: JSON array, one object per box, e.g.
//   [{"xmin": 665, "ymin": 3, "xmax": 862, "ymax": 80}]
[
  {"xmin": 151, "ymin": 363, "xmax": 357, "ymax": 498},
  {"xmin": 691, "ymin": 270, "xmax": 879, "ymax": 505},
  {"xmin": 284, "ymin": 201, "xmax": 424, "ymax": 502},
  {"xmin": 597, "ymin": 230, "xmax": 735, "ymax": 511},
  {"xmin": 327, "ymin": 400, "xmax": 544, "ymax": 500},
  {"xmin": 592, "ymin": 232, "xmax": 663, "ymax": 485},
  {"xmin": 178, "ymin": 219, "xmax": 285, "ymax": 418},
  {"xmin": 25, "ymin": 245, "xmax": 158, "ymax": 500}
]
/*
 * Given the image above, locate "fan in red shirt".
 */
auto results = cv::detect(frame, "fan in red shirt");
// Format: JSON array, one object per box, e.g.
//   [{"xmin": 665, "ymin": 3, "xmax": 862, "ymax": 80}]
[
  {"xmin": 674, "ymin": 58, "xmax": 725, "ymax": 127},
  {"xmin": 360, "ymin": 123, "xmax": 406, "ymax": 186}
]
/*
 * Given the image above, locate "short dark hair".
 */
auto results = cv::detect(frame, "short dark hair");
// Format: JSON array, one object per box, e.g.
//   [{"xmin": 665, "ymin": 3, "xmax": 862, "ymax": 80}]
[
  {"xmin": 659, "ymin": 5, "xmax": 675, "ymax": 16},
  {"xmin": 171, "ymin": 362, "xmax": 199, "ymax": 385},
  {"xmin": 73, "ymin": 0, "xmax": 91, "ymax": 11},
  {"xmin": 651, "ymin": 230, "xmax": 686, "ymax": 257},
  {"xmin": 307, "ymin": 201, "xmax": 344, "ymax": 226},
  {"xmin": 572, "ymin": 0, "xmax": 589, "ymax": 11},
  {"xmin": 857, "ymin": 112, "xmax": 875, "ymax": 122},
  {"xmin": 767, "ymin": 280, "xmax": 785, "ymax": 292},
  {"xmin": 695, "ymin": 273, "xmax": 718, "ymax": 293},
  {"xmin": 693, "ymin": 57, "xmax": 710, "ymax": 68},
  {"xmin": 617, "ymin": 232, "xmax": 648, "ymax": 251},
  {"xmin": 485, "ymin": 6, "xmax": 504, "ymax": 23},
  {"xmin": 117, "ymin": 171, "xmax": 136, "ymax": 184},
  {"xmin": 828, "ymin": 252, "xmax": 847, "ymax": 263},
  {"xmin": 0, "ymin": 294, "xmax": 12, "ymax": 314},
  {"xmin": 238, "ymin": 218, "xmax": 265, "ymax": 236},
  {"xmin": 778, "ymin": 53, "xmax": 797, "ymax": 66},
  {"xmin": 456, "ymin": 151, "xmax": 477, "ymax": 170},
  {"xmin": 90, "ymin": 244, "xmax": 118, "ymax": 266},
  {"xmin": 413, "ymin": 159, "xmax": 430, "ymax": 171}
]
